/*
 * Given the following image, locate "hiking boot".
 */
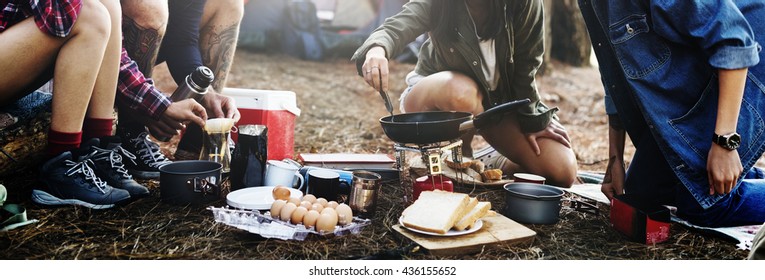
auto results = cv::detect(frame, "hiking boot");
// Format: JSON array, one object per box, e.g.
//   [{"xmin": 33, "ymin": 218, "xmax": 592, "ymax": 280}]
[
  {"xmin": 474, "ymin": 146, "xmax": 509, "ymax": 171},
  {"xmin": 116, "ymin": 129, "xmax": 172, "ymax": 179},
  {"xmin": 31, "ymin": 151, "xmax": 131, "ymax": 209},
  {"xmin": 78, "ymin": 138, "xmax": 150, "ymax": 197}
]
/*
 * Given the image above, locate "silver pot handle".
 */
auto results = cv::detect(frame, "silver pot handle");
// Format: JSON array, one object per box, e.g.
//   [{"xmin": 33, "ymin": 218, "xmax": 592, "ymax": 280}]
[{"xmin": 186, "ymin": 177, "xmax": 220, "ymax": 196}]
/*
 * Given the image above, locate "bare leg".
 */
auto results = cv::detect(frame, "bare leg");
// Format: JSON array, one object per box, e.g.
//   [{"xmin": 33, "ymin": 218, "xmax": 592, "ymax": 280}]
[
  {"xmin": 0, "ymin": 0, "xmax": 111, "ymax": 133},
  {"xmin": 199, "ymin": 0, "xmax": 244, "ymax": 92},
  {"xmin": 481, "ymin": 118, "xmax": 578, "ymax": 187},
  {"xmin": 120, "ymin": 0, "xmax": 168, "ymax": 77},
  {"xmin": 402, "ymin": 71, "xmax": 484, "ymax": 157},
  {"xmin": 88, "ymin": 0, "xmax": 123, "ymax": 120}
]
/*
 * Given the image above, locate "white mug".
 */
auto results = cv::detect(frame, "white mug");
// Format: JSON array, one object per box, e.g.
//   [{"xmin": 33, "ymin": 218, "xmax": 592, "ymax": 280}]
[{"xmin": 263, "ymin": 160, "xmax": 304, "ymax": 189}]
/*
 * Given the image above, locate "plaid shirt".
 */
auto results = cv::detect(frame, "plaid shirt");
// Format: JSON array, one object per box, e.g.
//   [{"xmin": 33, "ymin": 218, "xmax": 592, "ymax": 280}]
[
  {"xmin": 1, "ymin": 0, "xmax": 170, "ymax": 119},
  {"xmin": 117, "ymin": 48, "xmax": 170, "ymax": 119},
  {"xmin": 0, "ymin": 0, "xmax": 80, "ymax": 37}
]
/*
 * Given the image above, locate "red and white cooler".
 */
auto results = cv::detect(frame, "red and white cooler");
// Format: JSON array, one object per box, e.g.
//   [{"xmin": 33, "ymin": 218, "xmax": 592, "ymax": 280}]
[{"xmin": 224, "ymin": 88, "xmax": 301, "ymax": 161}]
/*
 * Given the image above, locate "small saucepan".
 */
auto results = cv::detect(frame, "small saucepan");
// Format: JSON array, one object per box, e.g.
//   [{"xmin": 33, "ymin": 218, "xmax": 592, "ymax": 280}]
[
  {"xmin": 159, "ymin": 160, "xmax": 222, "ymax": 205},
  {"xmin": 502, "ymin": 182, "xmax": 564, "ymax": 224},
  {"xmin": 379, "ymin": 98, "xmax": 531, "ymax": 144}
]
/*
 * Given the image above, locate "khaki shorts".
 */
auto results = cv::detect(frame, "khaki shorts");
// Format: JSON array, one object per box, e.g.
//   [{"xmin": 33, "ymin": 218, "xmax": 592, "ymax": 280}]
[{"xmin": 399, "ymin": 71, "xmax": 426, "ymax": 113}]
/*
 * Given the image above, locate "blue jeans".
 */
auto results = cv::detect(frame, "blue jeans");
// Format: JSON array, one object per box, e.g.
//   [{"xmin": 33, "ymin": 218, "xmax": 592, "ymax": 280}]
[{"xmin": 626, "ymin": 130, "xmax": 765, "ymax": 227}]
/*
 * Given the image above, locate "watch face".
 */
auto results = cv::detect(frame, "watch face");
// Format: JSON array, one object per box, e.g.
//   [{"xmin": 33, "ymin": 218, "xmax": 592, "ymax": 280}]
[{"xmin": 728, "ymin": 133, "xmax": 741, "ymax": 149}]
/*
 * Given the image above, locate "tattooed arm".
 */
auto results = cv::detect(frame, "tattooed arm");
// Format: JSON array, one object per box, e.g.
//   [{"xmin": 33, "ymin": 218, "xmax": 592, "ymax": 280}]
[
  {"xmin": 602, "ymin": 114, "xmax": 627, "ymax": 200},
  {"xmin": 199, "ymin": 0, "xmax": 243, "ymax": 92},
  {"xmin": 194, "ymin": 0, "xmax": 243, "ymax": 121},
  {"xmin": 121, "ymin": 0, "xmax": 167, "ymax": 78}
]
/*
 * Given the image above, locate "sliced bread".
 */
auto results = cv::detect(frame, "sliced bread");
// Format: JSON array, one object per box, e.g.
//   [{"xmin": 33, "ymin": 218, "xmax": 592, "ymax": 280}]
[
  {"xmin": 453, "ymin": 201, "xmax": 492, "ymax": 231},
  {"xmin": 401, "ymin": 190, "xmax": 470, "ymax": 234}
]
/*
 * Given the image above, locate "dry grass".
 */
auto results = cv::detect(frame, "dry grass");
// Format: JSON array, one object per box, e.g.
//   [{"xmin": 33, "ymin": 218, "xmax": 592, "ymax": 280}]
[{"xmin": 0, "ymin": 51, "xmax": 757, "ymax": 260}]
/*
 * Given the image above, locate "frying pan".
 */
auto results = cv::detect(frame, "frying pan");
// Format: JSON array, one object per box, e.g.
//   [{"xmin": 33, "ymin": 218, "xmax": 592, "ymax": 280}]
[{"xmin": 379, "ymin": 98, "xmax": 531, "ymax": 144}]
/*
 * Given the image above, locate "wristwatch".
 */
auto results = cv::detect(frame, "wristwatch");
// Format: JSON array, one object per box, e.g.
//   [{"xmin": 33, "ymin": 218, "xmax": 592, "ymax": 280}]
[{"xmin": 712, "ymin": 132, "xmax": 741, "ymax": 150}]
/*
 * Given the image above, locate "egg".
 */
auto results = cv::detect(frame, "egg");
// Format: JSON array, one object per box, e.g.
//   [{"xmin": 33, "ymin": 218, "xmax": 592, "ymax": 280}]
[
  {"xmin": 315, "ymin": 197, "xmax": 328, "ymax": 206},
  {"xmin": 287, "ymin": 196, "xmax": 301, "ymax": 206},
  {"xmin": 299, "ymin": 200, "xmax": 313, "ymax": 209},
  {"xmin": 320, "ymin": 207, "xmax": 337, "ymax": 217},
  {"xmin": 290, "ymin": 206, "xmax": 308, "ymax": 225},
  {"xmin": 272, "ymin": 186, "xmax": 291, "ymax": 201},
  {"xmin": 279, "ymin": 203, "xmax": 297, "ymax": 222},
  {"xmin": 302, "ymin": 210, "xmax": 321, "ymax": 229},
  {"xmin": 326, "ymin": 201, "xmax": 339, "ymax": 209},
  {"xmin": 270, "ymin": 199, "xmax": 287, "ymax": 218},
  {"xmin": 310, "ymin": 203, "xmax": 324, "ymax": 213},
  {"xmin": 335, "ymin": 203, "xmax": 353, "ymax": 226},
  {"xmin": 301, "ymin": 194, "xmax": 317, "ymax": 204},
  {"xmin": 315, "ymin": 212, "xmax": 338, "ymax": 232}
]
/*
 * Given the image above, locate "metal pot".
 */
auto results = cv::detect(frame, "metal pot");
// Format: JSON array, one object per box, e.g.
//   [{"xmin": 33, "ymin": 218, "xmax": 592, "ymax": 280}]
[
  {"xmin": 502, "ymin": 183, "xmax": 564, "ymax": 224},
  {"xmin": 159, "ymin": 160, "xmax": 222, "ymax": 205}
]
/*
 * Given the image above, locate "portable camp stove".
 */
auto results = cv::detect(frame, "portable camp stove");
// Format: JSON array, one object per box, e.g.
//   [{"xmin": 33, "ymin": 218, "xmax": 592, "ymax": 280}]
[{"xmin": 393, "ymin": 139, "xmax": 464, "ymax": 205}]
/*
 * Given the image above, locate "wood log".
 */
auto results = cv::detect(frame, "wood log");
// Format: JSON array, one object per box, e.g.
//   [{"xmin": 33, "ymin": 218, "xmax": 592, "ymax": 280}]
[{"xmin": 0, "ymin": 113, "xmax": 50, "ymax": 177}]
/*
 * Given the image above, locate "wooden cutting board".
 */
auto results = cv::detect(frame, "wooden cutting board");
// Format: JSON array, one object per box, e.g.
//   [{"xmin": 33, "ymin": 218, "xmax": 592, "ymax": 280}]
[{"xmin": 393, "ymin": 214, "xmax": 536, "ymax": 256}]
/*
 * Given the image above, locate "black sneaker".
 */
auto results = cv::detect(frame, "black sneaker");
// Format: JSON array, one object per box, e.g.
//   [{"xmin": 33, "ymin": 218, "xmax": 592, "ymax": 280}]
[
  {"xmin": 116, "ymin": 130, "xmax": 172, "ymax": 179},
  {"xmin": 32, "ymin": 151, "xmax": 131, "ymax": 209},
  {"xmin": 78, "ymin": 139, "xmax": 150, "ymax": 197}
]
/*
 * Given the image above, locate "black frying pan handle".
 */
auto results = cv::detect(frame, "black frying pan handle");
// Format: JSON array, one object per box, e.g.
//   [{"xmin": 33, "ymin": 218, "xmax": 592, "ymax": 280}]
[{"xmin": 473, "ymin": 98, "xmax": 531, "ymax": 128}]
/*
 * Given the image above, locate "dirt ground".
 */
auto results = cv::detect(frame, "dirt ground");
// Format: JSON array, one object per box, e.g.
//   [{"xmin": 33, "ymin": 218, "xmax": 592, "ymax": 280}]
[{"xmin": 0, "ymin": 50, "xmax": 760, "ymax": 260}]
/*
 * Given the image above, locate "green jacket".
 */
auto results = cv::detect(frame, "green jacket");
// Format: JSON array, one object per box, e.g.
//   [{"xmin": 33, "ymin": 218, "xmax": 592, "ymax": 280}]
[{"xmin": 351, "ymin": 0, "xmax": 556, "ymax": 133}]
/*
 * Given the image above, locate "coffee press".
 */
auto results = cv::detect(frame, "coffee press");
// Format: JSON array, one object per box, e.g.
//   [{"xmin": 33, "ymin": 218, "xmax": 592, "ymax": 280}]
[{"xmin": 200, "ymin": 118, "xmax": 235, "ymax": 173}]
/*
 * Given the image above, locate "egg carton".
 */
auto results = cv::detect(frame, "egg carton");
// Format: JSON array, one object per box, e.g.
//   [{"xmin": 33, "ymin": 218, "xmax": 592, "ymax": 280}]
[{"xmin": 207, "ymin": 206, "xmax": 371, "ymax": 241}]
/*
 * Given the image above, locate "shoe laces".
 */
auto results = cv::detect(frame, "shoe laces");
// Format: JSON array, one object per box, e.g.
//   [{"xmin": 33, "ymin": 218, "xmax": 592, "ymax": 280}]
[
  {"xmin": 130, "ymin": 132, "xmax": 172, "ymax": 168},
  {"xmin": 64, "ymin": 159, "xmax": 109, "ymax": 194},
  {"xmin": 91, "ymin": 147, "xmax": 134, "ymax": 180}
]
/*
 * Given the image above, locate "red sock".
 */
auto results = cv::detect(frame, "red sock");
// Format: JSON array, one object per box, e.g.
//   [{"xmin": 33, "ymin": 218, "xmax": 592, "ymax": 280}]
[
  {"xmin": 47, "ymin": 129, "xmax": 82, "ymax": 158},
  {"xmin": 82, "ymin": 117, "xmax": 114, "ymax": 141}
]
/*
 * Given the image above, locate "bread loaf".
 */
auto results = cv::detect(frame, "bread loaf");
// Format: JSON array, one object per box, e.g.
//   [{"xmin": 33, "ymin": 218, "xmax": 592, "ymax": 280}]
[
  {"xmin": 400, "ymin": 190, "xmax": 471, "ymax": 234},
  {"xmin": 453, "ymin": 201, "xmax": 491, "ymax": 231}
]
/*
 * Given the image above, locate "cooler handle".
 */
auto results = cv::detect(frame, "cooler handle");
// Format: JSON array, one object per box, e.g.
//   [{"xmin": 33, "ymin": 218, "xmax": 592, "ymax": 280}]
[{"xmin": 281, "ymin": 103, "xmax": 302, "ymax": 117}]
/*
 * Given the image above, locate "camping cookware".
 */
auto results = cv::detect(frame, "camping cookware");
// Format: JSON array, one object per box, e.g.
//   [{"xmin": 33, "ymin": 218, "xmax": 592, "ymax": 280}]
[
  {"xmin": 348, "ymin": 170, "xmax": 382, "ymax": 218},
  {"xmin": 379, "ymin": 98, "xmax": 531, "ymax": 144},
  {"xmin": 502, "ymin": 182, "xmax": 564, "ymax": 224},
  {"xmin": 160, "ymin": 160, "xmax": 222, "ymax": 205},
  {"xmin": 378, "ymin": 73, "xmax": 394, "ymax": 117}
]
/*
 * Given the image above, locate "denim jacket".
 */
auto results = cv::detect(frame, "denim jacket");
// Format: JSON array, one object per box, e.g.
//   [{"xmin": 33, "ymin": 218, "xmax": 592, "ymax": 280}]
[
  {"xmin": 579, "ymin": 0, "xmax": 765, "ymax": 209},
  {"xmin": 351, "ymin": 0, "xmax": 556, "ymax": 133}
]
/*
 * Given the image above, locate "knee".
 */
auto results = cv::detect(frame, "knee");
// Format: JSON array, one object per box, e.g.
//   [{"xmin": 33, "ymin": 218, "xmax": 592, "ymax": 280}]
[
  {"xmin": 98, "ymin": 0, "xmax": 122, "ymax": 21},
  {"xmin": 72, "ymin": 0, "xmax": 112, "ymax": 39},
  {"xmin": 544, "ymin": 154, "xmax": 578, "ymax": 188},
  {"xmin": 122, "ymin": 0, "xmax": 168, "ymax": 32},
  {"xmin": 443, "ymin": 76, "xmax": 482, "ymax": 113}
]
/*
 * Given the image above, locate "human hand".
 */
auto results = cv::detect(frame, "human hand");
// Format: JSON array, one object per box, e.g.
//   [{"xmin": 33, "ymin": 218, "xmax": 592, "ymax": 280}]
[
  {"xmin": 362, "ymin": 46, "xmax": 389, "ymax": 92},
  {"xmin": 707, "ymin": 144, "xmax": 743, "ymax": 195},
  {"xmin": 524, "ymin": 119, "xmax": 571, "ymax": 156},
  {"xmin": 201, "ymin": 89, "xmax": 241, "ymax": 122},
  {"xmin": 601, "ymin": 155, "xmax": 626, "ymax": 200},
  {"xmin": 149, "ymin": 99, "xmax": 208, "ymax": 139}
]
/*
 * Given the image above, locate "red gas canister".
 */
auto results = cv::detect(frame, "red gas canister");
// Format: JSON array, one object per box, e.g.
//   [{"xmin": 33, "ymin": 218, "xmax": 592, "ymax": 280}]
[
  {"xmin": 413, "ymin": 175, "xmax": 453, "ymax": 201},
  {"xmin": 224, "ymin": 88, "xmax": 301, "ymax": 161}
]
